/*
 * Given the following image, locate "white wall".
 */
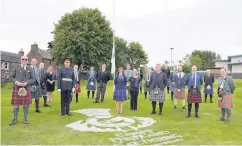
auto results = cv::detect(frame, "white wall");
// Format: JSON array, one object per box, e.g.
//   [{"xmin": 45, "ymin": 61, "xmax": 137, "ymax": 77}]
[
  {"xmin": 215, "ymin": 62, "xmax": 228, "ymax": 70},
  {"xmin": 232, "ymin": 64, "xmax": 242, "ymax": 73},
  {"xmin": 231, "ymin": 56, "xmax": 242, "ymax": 63}
]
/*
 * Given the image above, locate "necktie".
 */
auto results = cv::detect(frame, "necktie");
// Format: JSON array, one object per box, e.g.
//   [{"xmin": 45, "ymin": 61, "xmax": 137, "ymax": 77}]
[{"xmin": 179, "ymin": 72, "xmax": 181, "ymax": 79}]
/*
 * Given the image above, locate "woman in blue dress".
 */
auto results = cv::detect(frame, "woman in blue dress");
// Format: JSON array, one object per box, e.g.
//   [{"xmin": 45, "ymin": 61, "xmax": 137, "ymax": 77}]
[
  {"xmin": 86, "ymin": 67, "xmax": 97, "ymax": 99},
  {"xmin": 113, "ymin": 67, "xmax": 127, "ymax": 114}
]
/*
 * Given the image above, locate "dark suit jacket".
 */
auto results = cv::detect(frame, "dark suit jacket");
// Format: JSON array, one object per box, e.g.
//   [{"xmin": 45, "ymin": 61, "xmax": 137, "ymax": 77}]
[
  {"xmin": 150, "ymin": 72, "xmax": 167, "ymax": 90},
  {"xmin": 10, "ymin": 65, "xmax": 35, "ymax": 90},
  {"xmin": 204, "ymin": 75, "xmax": 214, "ymax": 87},
  {"xmin": 96, "ymin": 70, "xmax": 110, "ymax": 83}
]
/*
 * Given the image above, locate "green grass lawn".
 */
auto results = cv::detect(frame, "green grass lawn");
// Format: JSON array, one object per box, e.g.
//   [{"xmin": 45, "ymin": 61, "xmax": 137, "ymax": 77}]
[{"xmin": 1, "ymin": 80, "xmax": 242, "ymax": 145}]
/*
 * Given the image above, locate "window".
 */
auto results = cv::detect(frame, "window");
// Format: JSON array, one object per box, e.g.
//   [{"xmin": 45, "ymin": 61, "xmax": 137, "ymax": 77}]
[
  {"xmin": 4, "ymin": 62, "xmax": 9, "ymax": 70},
  {"xmin": 1, "ymin": 62, "xmax": 9, "ymax": 70}
]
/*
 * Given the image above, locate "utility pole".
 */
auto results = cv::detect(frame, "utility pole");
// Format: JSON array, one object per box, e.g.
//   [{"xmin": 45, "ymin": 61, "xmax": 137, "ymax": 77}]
[{"xmin": 170, "ymin": 48, "xmax": 174, "ymax": 67}]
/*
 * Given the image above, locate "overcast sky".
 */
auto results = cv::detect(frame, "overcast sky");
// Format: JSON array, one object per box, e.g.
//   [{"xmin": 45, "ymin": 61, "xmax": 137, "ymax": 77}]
[{"xmin": 0, "ymin": 0, "xmax": 241, "ymax": 67}]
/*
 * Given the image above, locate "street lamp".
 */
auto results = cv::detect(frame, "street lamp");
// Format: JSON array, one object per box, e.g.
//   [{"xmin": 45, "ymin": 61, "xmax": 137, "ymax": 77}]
[{"xmin": 170, "ymin": 48, "xmax": 174, "ymax": 67}]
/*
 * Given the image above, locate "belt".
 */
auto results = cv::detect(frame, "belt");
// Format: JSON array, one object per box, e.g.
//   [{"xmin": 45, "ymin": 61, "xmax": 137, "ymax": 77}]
[{"xmin": 62, "ymin": 78, "xmax": 72, "ymax": 82}]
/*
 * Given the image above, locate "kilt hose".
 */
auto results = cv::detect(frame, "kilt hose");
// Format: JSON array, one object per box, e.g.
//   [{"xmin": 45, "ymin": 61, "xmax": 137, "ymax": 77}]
[
  {"xmin": 150, "ymin": 89, "xmax": 165, "ymax": 103},
  {"xmin": 187, "ymin": 88, "xmax": 202, "ymax": 103},
  {"xmin": 174, "ymin": 88, "xmax": 185, "ymax": 99},
  {"xmin": 31, "ymin": 85, "xmax": 43, "ymax": 99},
  {"xmin": 218, "ymin": 94, "xmax": 233, "ymax": 109},
  {"xmin": 11, "ymin": 88, "xmax": 32, "ymax": 107}
]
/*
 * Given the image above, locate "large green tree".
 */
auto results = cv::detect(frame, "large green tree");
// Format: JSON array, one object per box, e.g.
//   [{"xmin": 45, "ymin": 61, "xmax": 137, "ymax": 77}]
[
  {"xmin": 191, "ymin": 50, "xmax": 218, "ymax": 69},
  {"xmin": 51, "ymin": 8, "xmax": 113, "ymax": 70},
  {"xmin": 125, "ymin": 42, "xmax": 149, "ymax": 69}
]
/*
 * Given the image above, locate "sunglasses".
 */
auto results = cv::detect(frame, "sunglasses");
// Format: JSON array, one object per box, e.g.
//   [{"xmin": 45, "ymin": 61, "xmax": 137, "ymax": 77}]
[{"xmin": 22, "ymin": 59, "xmax": 28, "ymax": 61}]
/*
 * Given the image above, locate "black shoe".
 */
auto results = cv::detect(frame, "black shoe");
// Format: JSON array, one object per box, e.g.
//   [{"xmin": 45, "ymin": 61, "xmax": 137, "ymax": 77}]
[
  {"xmin": 93, "ymin": 101, "xmax": 99, "ymax": 103},
  {"xmin": 186, "ymin": 114, "xmax": 191, "ymax": 118},
  {"xmin": 218, "ymin": 117, "xmax": 225, "ymax": 121},
  {"xmin": 60, "ymin": 113, "xmax": 65, "ymax": 116},
  {"xmin": 182, "ymin": 106, "xmax": 186, "ymax": 109},
  {"xmin": 159, "ymin": 111, "xmax": 163, "ymax": 116},
  {"xmin": 66, "ymin": 113, "xmax": 71, "ymax": 116},
  {"xmin": 225, "ymin": 119, "xmax": 230, "ymax": 124},
  {"xmin": 9, "ymin": 119, "xmax": 17, "ymax": 126},
  {"xmin": 101, "ymin": 101, "xmax": 104, "ymax": 103},
  {"xmin": 204, "ymin": 100, "xmax": 207, "ymax": 103},
  {"xmin": 174, "ymin": 106, "xmax": 177, "ymax": 109},
  {"xmin": 151, "ymin": 111, "xmax": 156, "ymax": 115},
  {"xmin": 24, "ymin": 120, "xmax": 30, "ymax": 124},
  {"xmin": 35, "ymin": 109, "xmax": 42, "ymax": 113},
  {"xmin": 195, "ymin": 113, "xmax": 199, "ymax": 118},
  {"xmin": 210, "ymin": 100, "xmax": 213, "ymax": 103},
  {"xmin": 44, "ymin": 104, "xmax": 51, "ymax": 107}
]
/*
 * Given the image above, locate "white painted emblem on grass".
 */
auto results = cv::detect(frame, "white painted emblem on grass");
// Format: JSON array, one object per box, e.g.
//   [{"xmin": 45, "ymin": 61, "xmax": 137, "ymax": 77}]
[{"xmin": 65, "ymin": 108, "xmax": 156, "ymax": 132}]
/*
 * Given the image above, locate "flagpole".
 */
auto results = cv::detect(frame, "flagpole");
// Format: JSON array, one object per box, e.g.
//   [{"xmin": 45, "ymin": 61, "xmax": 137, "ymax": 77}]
[{"xmin": 112, "ymin": 0, "xmax": 116, "ymax": 91}]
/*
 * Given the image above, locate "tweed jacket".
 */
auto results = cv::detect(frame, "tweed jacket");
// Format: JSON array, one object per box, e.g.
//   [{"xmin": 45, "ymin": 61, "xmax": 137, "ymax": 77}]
[
  {"xmin": 149, "ymin": 71, "xmax": 167, "ymax": 90},
  {"xmin": 218, "ymin": 76, "xmax": 236, "ymax": 94},
  {"xmin": 174, "ymin": 72, "xmax": 186, "ymax": 89},
  {"xmin": 10, "ymin": 64, "xmax": 35, "ymax": 90}
]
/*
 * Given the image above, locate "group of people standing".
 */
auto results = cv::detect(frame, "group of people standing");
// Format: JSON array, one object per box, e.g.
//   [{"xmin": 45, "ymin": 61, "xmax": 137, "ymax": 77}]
[{"xmin": 8, "ymin": 55, "xmax": 236, "ymax": 126}]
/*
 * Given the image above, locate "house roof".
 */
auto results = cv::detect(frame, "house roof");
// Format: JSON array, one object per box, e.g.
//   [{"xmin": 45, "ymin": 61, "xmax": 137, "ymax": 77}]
[
  {"xmin": 228, "ymin": 54, "xmax": 242, "ymax": 60},
  {"xmin": 0, "ymin": 51, "xmax": 21, "ymax": 63},
  {"xmin": 214, "ymin": 59, "xmax": 229, "ymax": 62},
  {"xmin": 228, "ymin": 62, "xmax": 242, "ymax": 65},
  {"xmin": 38, "ymin": 49, "xmax": 52, "ymax": 59}
]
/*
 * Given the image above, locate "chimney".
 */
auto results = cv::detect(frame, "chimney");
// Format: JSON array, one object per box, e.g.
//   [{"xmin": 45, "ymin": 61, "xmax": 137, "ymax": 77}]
[
  {"xmin": 31, "ymin": 42, "xmax": 38, "ymax": 51},
  {"xmin": 18, "ymin": 48, "xmax": 24, "ymax": 56}
]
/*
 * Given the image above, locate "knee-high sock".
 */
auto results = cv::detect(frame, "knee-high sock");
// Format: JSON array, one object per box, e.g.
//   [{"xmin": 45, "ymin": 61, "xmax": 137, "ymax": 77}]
[
  {"xmin": 174, "ymin": 97, "xmax": 177, "ymax": 106},
  {"xmin": 182, "ymin": 99, "xmax": 185, "ymax": 107},
  {"xmin": 159, "ymin": 102, "xmax": 164, "ymax": 113},
  {"xmin": 144, "ymin": 92, "xmax": 147, "ymax": 98},
  {"xmin": 188, "ymin": 103, "xmax": 192, "ymax": 115},
  {"xmin": 167, "ymin": 87, "xmax": 169, "ymax": 93},
  {"xmin": 171, "ymin": 91, "xmax": 174, "ymax": 100},
  {"xmin": 226, "ymin": 108, "xmax": 231, "ymax": 120},
  {"xmin": 205, "ymin": 94, "xmax": 207, "ymax": 101},
  {"xmin": 92, "ymin": 91, "xmax": 95, "ymax": 98},
  {"xmin": 210, "ymin": 94, "xmax": 213, "ymax": 100},
  {"xmin": 35, "ymin": 99, "xmax": 39, "ymax": 110},
  {"xmin": 43, "ymin": 95, "xmax": 47, "ymax": 105},
  {"xmin": 87, "ymin": 91, "xmax": 90, "ymax": 98},
  {"xmin": 221, "ymin": 108, "xmax": 225, "ymax": 119},
  {"xmin": 23, "ymin": 106, "xmax": 28, "ymax": 120},
  {"xmin": 13, "ymin": 107, "xmax": 19, "ymax": 120},
  {"xmin": 152, "ymin": 101, "xmax": 156, "ymax": 112},
  {"xmin": 76, "ymin": 93, "xmax": 79, "ymax": 102},
  {"xmin": 195, "ymin": 103, "xmax": 199, "ymax": 113}
]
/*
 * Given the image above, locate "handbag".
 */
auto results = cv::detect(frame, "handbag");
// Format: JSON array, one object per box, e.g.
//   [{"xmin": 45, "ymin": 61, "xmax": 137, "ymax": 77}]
[
  {"xmin": 18, "ymin": 87, "xmax": 27, "ymax": 97},
  {"xmin": 154, "ymin": 87, "xmax": 160, "ymax": 95},
  {"xmin": 31, "ymin": 85, "xmax": 37, "ymax": 92},
  {"xmin": 206, "ymin": 85, "xmax": 211, "ymax": 90},
  {"xmin": 192, "ymin": 88, "xmax": 198, "ymax": 95},
  {"xmin": 90, "ymin": 78, "xmax": 94, "ymax": 86},
  {"xmin": 218, "ymin": 88, "xmax": 224, "ymax": 98},
  {"xmin": 145, "ymin": 81, "xmax": 150, "ymax": 88}
]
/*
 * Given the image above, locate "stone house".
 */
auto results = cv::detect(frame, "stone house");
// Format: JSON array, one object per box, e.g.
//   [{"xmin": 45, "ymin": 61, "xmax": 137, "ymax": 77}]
[
  {"xmin": 1, "ymin": 49, "xmax": 24, "ymax": 82},
  {"xmin": 27, "ymin": 43, "xmax": 59, "ymax": 73}
]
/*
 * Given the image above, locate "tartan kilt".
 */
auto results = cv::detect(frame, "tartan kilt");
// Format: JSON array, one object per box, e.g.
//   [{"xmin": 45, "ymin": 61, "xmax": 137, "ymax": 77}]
[
  {"xmin": 218, "ymin": 94, "xmax": 233, "ymax": 108},
  {"xmin": 150, "ymin": 89, "xmax": 165, "ymax": 102},
  {"xmin": 76, "ymin": 84, "xmax": 81, "ymax": 93},
  {"xmin": 11, "ymin": 87, "xmax": 32, "ymax": 106},
  {"xmin": 31, "ymin": 85, "xmax": 42, "ymax": 99},
  {"xmin": 187, "ymin": 88, "xmax": 202, "ymax": 103},
  {"xmin": 113, "ymin": 89, "xmax": 127, "ymax": 101},
  {"xmin": 174, "ymin": 88, "xmax": 185, "ymax": 99}
]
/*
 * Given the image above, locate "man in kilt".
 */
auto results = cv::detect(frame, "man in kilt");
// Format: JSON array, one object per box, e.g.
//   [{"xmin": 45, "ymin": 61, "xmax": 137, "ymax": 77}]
[
  {"xmin": 72, "ymin": 65, "xmax": 81, "ymax": 103},
  {"xmin": 30, "ymin": 59, "xmax": 47, "ymax": 113},
  {"xmin": 86, "ymin": 67, "xmax": 97, "ymax": 99},
  {"xmin": 39, "ymin": 62, "xmax": 50, "ymax": 107},
  {"xmin": 149, "ymin": 64, "xmax": 167, "ymax": 116},
  {"xmin": 204, "ymin": 69, "xmax": 215, "ymax": 103},
  {"xmin": 173, "ymin": 65, "xmax": 186, "ymax": 109},
  {"xmin": 186, "ymin": 65, "xmax": 203, "ymax": 118},
  {"xmin": 137, "ymin": 68, "xmax": 143, "ymax": 94},
  {"xmin": 124, "ymin": 64, "xmax": 132, "ymax": 99},
  {"xmin": 9, "ymin": 56, "xmax": 35, "ymax": 125},
  {"xmin": 57, "ymin": 58, "xmax": 76, "ymax": 116},
  {"xmin": 217, "ymin": 68, "xmax": 236, "ymax": 123}
]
